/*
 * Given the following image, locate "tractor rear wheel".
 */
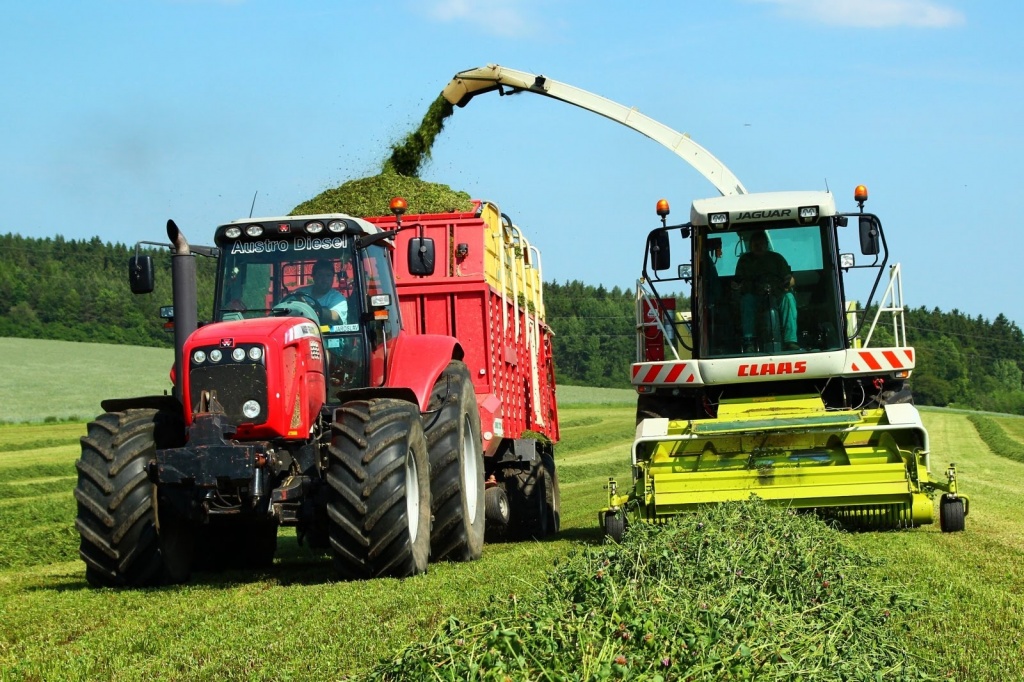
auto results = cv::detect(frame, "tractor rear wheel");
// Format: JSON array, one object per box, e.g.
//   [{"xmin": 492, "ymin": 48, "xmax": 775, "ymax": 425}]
[
  {"xmin": 326, "ymin": 399, "xmax": 431, "ymax": 580},
  {"xmin": 424, "ymin": 360, "xmax": 485, "ymax": 562},
  {"xmin": 939, "ymin": 494, "xmax": 966, "ymax": 533},
  {"xmin": 75, "ymin": 409, "xmax": 189, "ymax": 587}
]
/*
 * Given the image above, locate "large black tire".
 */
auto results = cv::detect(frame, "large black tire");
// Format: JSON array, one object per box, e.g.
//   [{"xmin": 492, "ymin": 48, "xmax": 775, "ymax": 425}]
[
  {"xmin": 507, "ymin": 457, "xmax": 549, "ymax": 540},
  {"xmin": 326, "ymin": 398, "xmax": 431, "ymax": 580},
  {"xmin": 541, "ymin": 450, "xmax": 561, "ymax": 535},
  {"xmin": 424, "ymin": 360, "xmax": 485, "ymax": 562},
  {"xmin": 74, "ymin": 409, "xmax": 189, "ymax": 587}
]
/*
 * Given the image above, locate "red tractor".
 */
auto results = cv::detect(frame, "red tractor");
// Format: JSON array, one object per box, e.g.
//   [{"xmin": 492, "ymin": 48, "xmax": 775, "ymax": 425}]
[{"xmin": 74, "ymin": 199, "xmax": 559, "ymax": 586}]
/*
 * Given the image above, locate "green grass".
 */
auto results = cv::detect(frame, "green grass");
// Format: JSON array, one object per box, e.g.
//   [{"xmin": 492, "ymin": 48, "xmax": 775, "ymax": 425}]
[
  {"xmin": 0, "ymin": 337, "xmax": 174, "ymax": 424},
  {"xmin": 2, "ymin": 401, "xmax": 1024, "ymax": 680}
]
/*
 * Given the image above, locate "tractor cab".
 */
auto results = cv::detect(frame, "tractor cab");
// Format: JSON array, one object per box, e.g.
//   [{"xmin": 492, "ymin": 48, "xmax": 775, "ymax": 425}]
[{"xmin": 211, "ymin": 215, "xmax": 402, "ymax": 396}]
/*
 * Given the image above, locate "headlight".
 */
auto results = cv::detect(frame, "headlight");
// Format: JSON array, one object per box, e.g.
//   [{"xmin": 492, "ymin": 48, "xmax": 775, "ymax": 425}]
[
  {"xmin": 327, "ymin": 220, "xmax": 346, "ymax": 233},
  {"xmin": 225, "ymin": 226, "xmax": 242, "ymax": 239},
  {"xmin": 245, "ymin": 224, "xmax": 264, "ymax": 237},
  {"xmin": 209, "ymin": 349, "xmax": 223, "ymax": 363},
  {"xmin": 192, "ymin": 350, "xmax": 206, "ymax": 364},
  {"xmin": 306, "ymin": 221, "xmax": 324, "ymax": 234},
  {"xmin": 249, "ymin": 347, "xmax": 263, "ymax": 361},
  {"xmin": 231, "ymin": 348, "xmax": 246, "ymax": 362},
  {"xmin": 242, "ymin": 400, "xmax": 261, "ymax": 419}
]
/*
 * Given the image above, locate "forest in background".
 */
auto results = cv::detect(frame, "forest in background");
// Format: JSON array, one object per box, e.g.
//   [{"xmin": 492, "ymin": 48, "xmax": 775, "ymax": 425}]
[{"xmin": 3, "ymin": 233, "xmax": 1023, "ymax": 414}]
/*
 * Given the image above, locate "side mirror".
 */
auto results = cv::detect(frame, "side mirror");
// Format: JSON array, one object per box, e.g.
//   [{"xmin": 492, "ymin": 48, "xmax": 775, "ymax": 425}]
[
  {"xmin": 129, "ymin": 255, "xmax": 155, "ymax": 294},
  {"xmin": 650, "ymin": 232, "xmax": 671, "ymax": 271},
  {"xmin": 859, "ymin": 216, "xmax": 880, "ymax": 256},
  {"xmin": 408, "ymin": 237, "xmax": 435, "ymax": 276}
]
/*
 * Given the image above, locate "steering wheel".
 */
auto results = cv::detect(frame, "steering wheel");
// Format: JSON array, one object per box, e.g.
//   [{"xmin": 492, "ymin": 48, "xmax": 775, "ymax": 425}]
[{"xmin": 279, "ymin": 291, "xmax": 323, "ymax": 320}]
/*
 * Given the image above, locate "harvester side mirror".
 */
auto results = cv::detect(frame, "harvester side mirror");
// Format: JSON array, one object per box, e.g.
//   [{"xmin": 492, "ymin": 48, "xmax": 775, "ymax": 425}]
[
  {"xmin": 650, "ymin": 232, "xmax": 671, "ymax": 272},
  {"xmin": 408, "ymin": 237, "xmax": 435, "ymax": 276},
  {"xmin": 858, "ymin": 216, "xmax": 880, "ymax": 256},
  {"xmin": 128, "ymin": 255, "xmax": 155, "ymax": 294}
]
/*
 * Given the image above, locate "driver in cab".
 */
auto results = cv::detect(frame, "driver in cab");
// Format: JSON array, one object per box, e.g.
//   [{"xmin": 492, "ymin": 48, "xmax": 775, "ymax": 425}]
[{"xmin": 299, "ymin": 258, "xmax": 348, "ymax": 324}]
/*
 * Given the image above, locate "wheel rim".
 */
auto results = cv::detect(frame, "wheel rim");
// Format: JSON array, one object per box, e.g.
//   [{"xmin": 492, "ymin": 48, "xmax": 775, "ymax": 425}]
[
  {"xmin": 461, "ymin": 413, "xmax": 480, "ymax": 522},
  {"xmin": 405, "ymin": 447, "xmax": 420, "ymax": 544}
]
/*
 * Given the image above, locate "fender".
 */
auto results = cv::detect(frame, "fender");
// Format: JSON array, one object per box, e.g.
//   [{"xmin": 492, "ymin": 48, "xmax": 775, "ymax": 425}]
[
  {"xmin": 384, "ymin": 334, "xmax": 465, "ymax": 412},
  {"xmin": 100, "ymin": 394, "xmax": 183, "ymax": 415}
]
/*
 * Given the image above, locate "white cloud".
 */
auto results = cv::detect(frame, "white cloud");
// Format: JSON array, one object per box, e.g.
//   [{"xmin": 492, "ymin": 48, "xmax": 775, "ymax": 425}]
[
  {"xmin": 421, "ymin": 0, "xmax": 536, "ymax": 38},
  {"xmin": 751, "ymin": 0, "xmax": 965, "ymax": 28}
]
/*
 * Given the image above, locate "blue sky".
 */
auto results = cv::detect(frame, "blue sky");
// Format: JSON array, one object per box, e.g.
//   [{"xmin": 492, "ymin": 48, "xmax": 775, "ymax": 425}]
[{"xmin": 3, "ymin": 0, "xmax": 1021, "ymax": 328}]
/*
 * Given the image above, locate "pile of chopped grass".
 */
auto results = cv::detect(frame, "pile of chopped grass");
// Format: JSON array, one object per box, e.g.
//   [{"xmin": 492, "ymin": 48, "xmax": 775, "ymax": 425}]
[
  {"xmin": 365, "ymin": 499, "xmax": 933, "ymax": 681},
  {"xmin": 290, "ymin": 167, "xmax": 473, "ymax": 218}
]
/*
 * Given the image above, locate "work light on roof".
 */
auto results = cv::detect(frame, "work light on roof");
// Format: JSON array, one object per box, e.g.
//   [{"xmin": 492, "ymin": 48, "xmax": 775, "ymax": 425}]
[
  {"xmin": 306, "ymin": 221, "xmax": 324, "ymax": 234},
  {"xmin": 327, "ymin": 220, "xmax": 346, "ymax": 233},
  {"xmin": 799, "ymin": 206, "xmax": 818, "ymax": 219},
  {"xmin": 225, "ymin": 226, "xmax": 242, "ymax": 239},
  {"xmin": 245, "ymin": 224, "xmax": 264, "ymax": 237},
  {"xmin": 709, "ymin": 212, "xmax": 729, "ymax": 226}
]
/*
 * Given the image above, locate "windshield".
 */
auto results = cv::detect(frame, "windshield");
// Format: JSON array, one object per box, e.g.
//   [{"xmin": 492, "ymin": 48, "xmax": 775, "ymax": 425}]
[
  {"xmin": 217, "ymin": 237, "xmax": 360, "ymax": 327},
  {"xmin": 697, "ymin": 223, "xmax": 843, "ymax": 357}
]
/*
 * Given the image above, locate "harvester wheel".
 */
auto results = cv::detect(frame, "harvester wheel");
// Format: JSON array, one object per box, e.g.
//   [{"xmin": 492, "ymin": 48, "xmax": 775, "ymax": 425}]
[
  {"xmin": 326, "ymin": 399, "xmax": 431, "ymax": 580},
  {"xmin": 939, "ymin": 494, "xmax": 966, "ymax": 533},
  {"xmin": 74, "ymin": 409, "xmax": 189, "ymax": 587},
  {"xmin": 424, "ymin": 360, "xmax": 485, "ymax": 562},
  {"xmin": 604, "ymin": 511, "xmax": 626, "ymax": 543}
]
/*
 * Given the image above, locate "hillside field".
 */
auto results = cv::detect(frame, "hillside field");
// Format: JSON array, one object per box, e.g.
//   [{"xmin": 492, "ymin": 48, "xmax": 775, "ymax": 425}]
[{"xmin": 1, "ymin": 339, "xmax": 1024, "ymax": 679}]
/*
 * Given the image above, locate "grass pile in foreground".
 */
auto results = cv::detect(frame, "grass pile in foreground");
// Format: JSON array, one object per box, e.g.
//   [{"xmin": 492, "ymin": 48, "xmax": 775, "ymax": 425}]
[{"xmin": 367, "ymin": 500, "xmax": 932, "ymax": 681}]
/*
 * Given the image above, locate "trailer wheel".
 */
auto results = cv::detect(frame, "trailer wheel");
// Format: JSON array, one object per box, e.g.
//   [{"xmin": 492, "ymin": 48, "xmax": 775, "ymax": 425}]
[
  {"xmin": 939, "ymin": 494, "xmax": 966, "ymax": 533},
  {"xmin": 424, "ymin": 360, "xmax": 485, "ymax": 562},
  {"xmin": 326, "ymin": 399, "xmax": 431, "ymax": 580},
  {"xmin": 75, "ymin": 409, "xmax": 189, "ymax": 587},
  {"xmin": 507, "ymin": 461, "xmax": 549, "ymax": 540},
  {"xmin": 604, "ymin": 511, "xmax": 626, "ymax": 543},
  {"xmin": 541, "ymin": 450, "xmax": 561, "ymax": 534},
  {"xmin": 484, "ymin": 485, "xmax": 511, "ymax": 536}
]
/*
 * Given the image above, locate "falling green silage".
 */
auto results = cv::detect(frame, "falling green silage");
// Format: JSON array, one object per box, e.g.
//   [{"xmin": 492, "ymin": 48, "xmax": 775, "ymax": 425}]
[{"xmin": 292, "ymin": 95, "xmax": 472, "ymax": 218}]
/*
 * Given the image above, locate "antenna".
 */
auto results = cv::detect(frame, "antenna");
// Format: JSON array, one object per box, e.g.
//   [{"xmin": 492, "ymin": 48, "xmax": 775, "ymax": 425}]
[{"xmin": 249, "ymin": 191, "xmax": 258, "ymax": 218}]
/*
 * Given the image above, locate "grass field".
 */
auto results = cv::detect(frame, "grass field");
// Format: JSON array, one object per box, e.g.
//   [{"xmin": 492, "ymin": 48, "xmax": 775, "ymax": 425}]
[
  {"xmin": 2, "ymin": 405, "xmax": 1024, "ymax": 680},
  {"xmin": 2, "ymin": 339, "xmax": 1024, "ymax": 679}
]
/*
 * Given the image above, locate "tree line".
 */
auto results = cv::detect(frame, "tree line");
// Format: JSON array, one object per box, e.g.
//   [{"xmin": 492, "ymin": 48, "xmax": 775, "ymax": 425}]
[{"xmin": 2, "ymin": 233, "xmax": 1023, "ymax": 413}]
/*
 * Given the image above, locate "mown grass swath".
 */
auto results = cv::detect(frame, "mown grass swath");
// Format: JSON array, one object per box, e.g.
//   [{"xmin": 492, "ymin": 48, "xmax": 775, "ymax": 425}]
[
  {"xmin": 368, "ymin": 500, "xmax": 931, "ymax": 681},
  {"xmin": 967, "ymin": 413, "xmax": 1024, "ymax": 463}
]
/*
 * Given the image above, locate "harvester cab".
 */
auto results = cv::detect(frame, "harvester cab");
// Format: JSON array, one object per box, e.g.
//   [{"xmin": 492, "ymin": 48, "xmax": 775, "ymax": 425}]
[{"xmin": 602, "ymin": 187, "xmax": 968, "ymax": 537}]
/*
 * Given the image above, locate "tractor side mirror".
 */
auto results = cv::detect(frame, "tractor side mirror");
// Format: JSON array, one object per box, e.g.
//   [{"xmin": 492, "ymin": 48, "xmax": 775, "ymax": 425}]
[
  {"xmin": 129, "ymin": 255, "xmax": 155, "ymax": 294},
  {"xmin": 859, "ymin": 216, "xmax": 880, "ymax": 256},
  {"xmin": 650, "ymin": 231, "xmax": 671, "ymax": 271},
  {"xmin": 408, "ymin": 237, "xmax": 435, "ymax": 276}
]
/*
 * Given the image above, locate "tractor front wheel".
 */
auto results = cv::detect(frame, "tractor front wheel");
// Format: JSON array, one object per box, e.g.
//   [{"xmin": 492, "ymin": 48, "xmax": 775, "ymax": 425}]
[
  {"xmin": 326, "ymin": 399, "xmax": 431, "ymax": 580},
  {"xmin": 75, "ymin": 409, "xmax": 189, "ymax": 587}
]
